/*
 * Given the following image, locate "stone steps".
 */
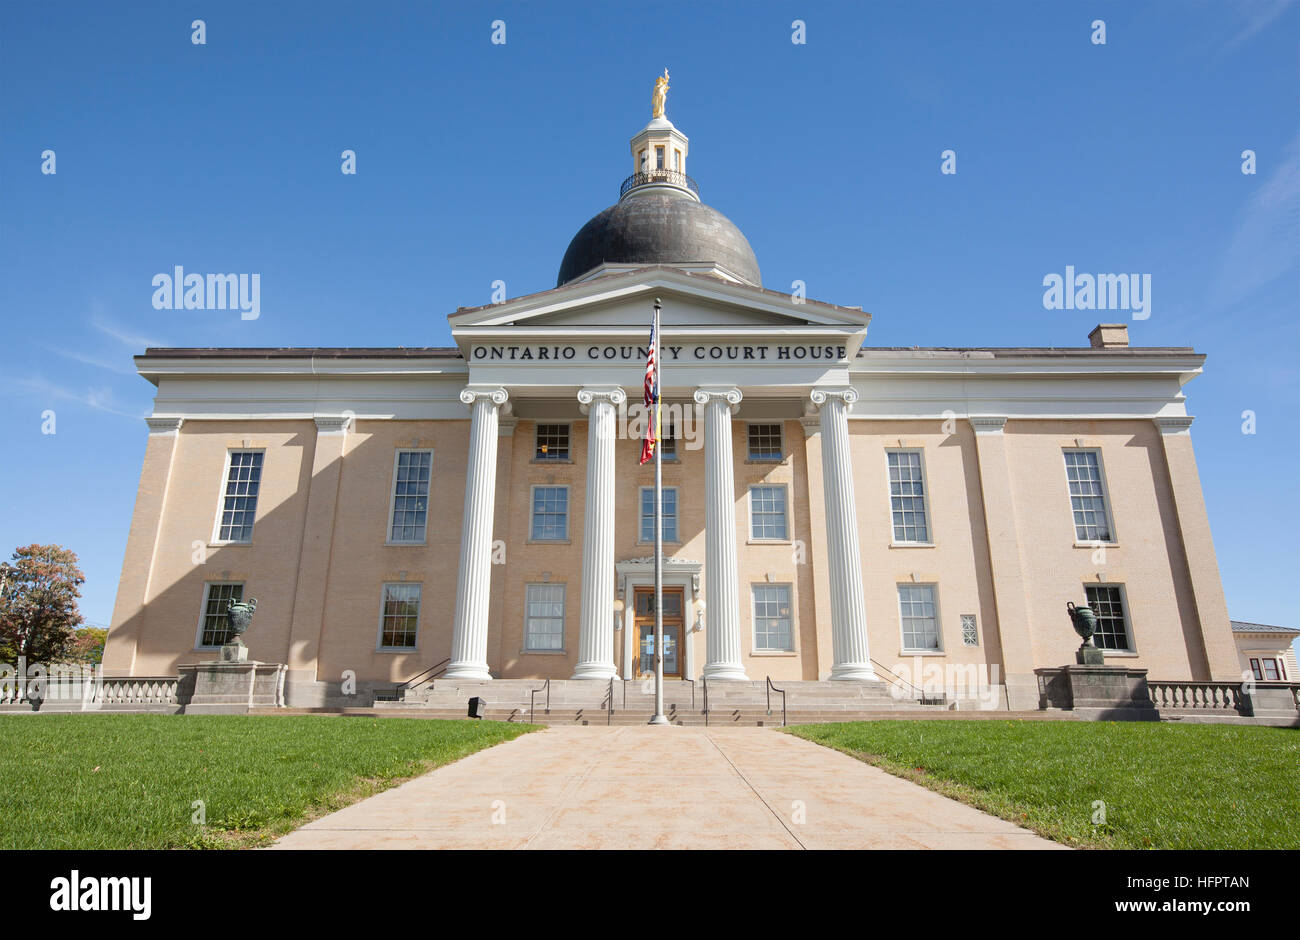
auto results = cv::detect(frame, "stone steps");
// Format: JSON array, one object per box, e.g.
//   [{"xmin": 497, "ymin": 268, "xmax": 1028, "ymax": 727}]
[{"xmin": 250, "ymin": 704, "xmax": 1063, "ymax": 725}]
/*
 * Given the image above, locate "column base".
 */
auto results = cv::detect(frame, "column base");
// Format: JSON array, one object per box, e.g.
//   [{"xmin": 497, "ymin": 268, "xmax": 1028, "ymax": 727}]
[
  {"xmin": 830, "ymin": 663, "xmax": 880, "ymax": 681},
  {"xmin": 703, "ymin": 664, "xmax": 749, "ymax": 681},
  {"xmin": 571, "ymin": 663, "xmax": 616, "ymax": 681},
  {"xmin": 443, "ymin": 662, "xmax": 492, "ymax": 681}
]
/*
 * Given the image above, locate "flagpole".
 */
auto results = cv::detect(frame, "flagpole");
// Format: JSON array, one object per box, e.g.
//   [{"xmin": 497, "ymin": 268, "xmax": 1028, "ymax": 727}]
[{"xmin": 650, "ymin": 297, "xmax": 669, "ymax": 726}]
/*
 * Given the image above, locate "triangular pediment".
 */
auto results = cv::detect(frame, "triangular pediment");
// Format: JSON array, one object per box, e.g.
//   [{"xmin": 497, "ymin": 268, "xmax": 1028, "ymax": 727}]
[{"xmin": 449, "ymin": 266, "xmax": 871, "ymax": 335}]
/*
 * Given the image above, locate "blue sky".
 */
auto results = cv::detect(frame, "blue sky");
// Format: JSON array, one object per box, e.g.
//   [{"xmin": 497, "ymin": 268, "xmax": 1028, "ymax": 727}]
[{"xmin": 1, "ymin": 1, "xmax": 1296, "ymax": 660}]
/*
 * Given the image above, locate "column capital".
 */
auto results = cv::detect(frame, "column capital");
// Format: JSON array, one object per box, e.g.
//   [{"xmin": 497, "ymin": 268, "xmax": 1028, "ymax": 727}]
[
  {"xmin": 1154, "ymin": 415, "xmax": 1194, "ymax": 435},
  {"xmin": 313, "ymin": 415, "xmax": 352, "ymax": 435},
  {"xmin": 969, "ymin": 416, "xmax": 1008, "ymax": 435},
  {"xmin": 145, "ymin": 416, "xmax": 184, "ymax": 435},
  {"xmin": 577, "ymin": 386, "xmax": 627, "ymax": 413},
  {"xmin": 693, "ymin": 386, "xmax": 743, "ymax": 411},
  {"xmin": 810, "ymin": 386, "xmax": 858, "ymax": 409},
  {"xmin": 459, "ymin": 386, "xmax": 509, "ymax": 408}
]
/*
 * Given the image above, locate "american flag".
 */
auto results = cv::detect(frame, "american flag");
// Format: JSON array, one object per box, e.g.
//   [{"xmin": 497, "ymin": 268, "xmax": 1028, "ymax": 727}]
[{"xmin": 639, "ymin": 301, "xmax": 660, "ymax": 465}]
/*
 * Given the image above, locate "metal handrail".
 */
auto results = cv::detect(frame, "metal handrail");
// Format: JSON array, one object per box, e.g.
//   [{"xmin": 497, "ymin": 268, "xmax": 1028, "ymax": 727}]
[
  {"xmin": 529, "ymin": 678, "xmax": 550, "ymax": 724},
  {"xmin": 766, "ymin": 676, "xmax": 787, "ymax": 727},
  {"xmin": 619, "ymin": 169, "xmax": 700, "ymax": 199},
  {"xmin": 702, "ymin": 674, "xmax": 709, "ymax": 727},
  {"xmin": 395, "ymin": 657, "xmax": 450, "ymax": 697},
  {"xmin": 681, "ymin": 677, "xmax": 695, "ymax": 710},
  {"xmin": 870, "ymin": 657, "xmax": 939, "ymax": 703},
  {"xmin": 606, "ymin": 677, "xmax": 615, "ymax": 726}
]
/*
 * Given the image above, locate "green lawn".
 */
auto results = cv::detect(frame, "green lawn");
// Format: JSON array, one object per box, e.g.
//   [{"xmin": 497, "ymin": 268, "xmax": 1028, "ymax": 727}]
[
  {"xmin": 788, "ymin": 720, "xmax": 1299, "ymax": 849},
  {"xmin": 0, "ymin": 714, "xmax": 534, "ymax": 849}
]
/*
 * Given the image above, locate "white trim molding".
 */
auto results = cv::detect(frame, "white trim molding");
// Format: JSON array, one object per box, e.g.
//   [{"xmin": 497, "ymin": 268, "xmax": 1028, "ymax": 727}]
[
  {"xmin": 314, "ymin": 415, "xmax": 352, "ymax": 434},
  {"xmin": 145, "ymin": 416, "xmax": 184, "ymax": 435},
  {"xmin": 969, "ymin": 416, "xmax": 1008, "ymax": 435},
  {"xmin": 1154, "ymin": 415, "xmax": 1194, "ymax": 435}
]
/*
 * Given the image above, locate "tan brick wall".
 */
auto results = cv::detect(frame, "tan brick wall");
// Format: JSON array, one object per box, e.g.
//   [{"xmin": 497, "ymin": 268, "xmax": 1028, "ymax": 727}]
[
  {"xmin": 107, "ymin": 411, "xmax": 1234, "ymax": 688},
  {"xmin": 849, "ymin": 421, "xmax": 1002, "ymax": 690},
  {"xmin": 314, "ymin": 419, "xmax": 469, "ymax": 686},
  {"xmin": 104, "ymin": 420, "xmax": 317, "ymax": 676}
]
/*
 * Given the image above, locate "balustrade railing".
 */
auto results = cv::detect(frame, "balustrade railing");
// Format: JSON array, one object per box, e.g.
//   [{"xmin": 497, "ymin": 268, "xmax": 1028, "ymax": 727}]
[
  {"xmin": 1147, "ymin": 680, "xmax": 1244, "ymax": 712},
  {"xmin": 619, "ymin": 169, "xmax": 699, "ymax": 199},
  {"xmin": 0, "ymin": 673, "xmax": 178, "ymax": 706}
]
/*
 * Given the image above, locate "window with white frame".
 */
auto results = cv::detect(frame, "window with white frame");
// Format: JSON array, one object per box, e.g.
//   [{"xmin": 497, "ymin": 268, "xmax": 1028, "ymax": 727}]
[
  {"xmin": 1084, "ymin": 584, "xmax": 1132, "ymax": 651},
  {"xmin": 1064, "ymin": 450, "xmax": 1113, "ymax": 542},
  {"xmin": 749, "ymin": 485, "xmax": 789, "ymax": 540},
  {"xmin": 960, "ymin": 614, "xmax": 979, "ymax": 647},
  {"xmin": 640, "ymin": 487, "xmax": 678, "ymax": 542},
  {"xmin": 535, "ymin": 424, "xmax": 570, "ymax": 461},
  {"xmin": 753, "ymin": 584, "xmax": 793, "ymax": 651},
  {"xmin": 389, "ymin": 450, "xmax": 432, "ymax": 542},
  {"xmin": 531, "ymin": 486, "xmax": 569, "ymax": 540},
  {"xmin": 198, "ymin": 582, "xmax": 244, "ymax": 648},
  {"xmin": 524, "ymin": 583, "xmax": 566, "ymax": 651},
  {"xmin": 747, "ymin": 423, "xmax": 783, "ymax": 460},
  {"xmin": 898, "ymin": 584, "xmax": 940, "ymax": 651},
  {"xmin": 378, "ymin": 583, "xmax": 421, "ymax": 649},
  {"xmin": 216, "ymin": 450, "xmax": 263, "ymax": 541},
  {"xmin": 887, "ymin": 450, "xmax": 930, "ymax": 543}
]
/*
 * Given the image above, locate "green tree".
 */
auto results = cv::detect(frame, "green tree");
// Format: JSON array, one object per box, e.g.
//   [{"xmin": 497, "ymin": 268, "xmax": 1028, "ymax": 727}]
[
  {"xmin": 68, "ymin": 625, "xmax": 108, "ymax": 664},
  {"xmin": 0, "ymin": 545, "xmax": 86, "ymax": 664}
]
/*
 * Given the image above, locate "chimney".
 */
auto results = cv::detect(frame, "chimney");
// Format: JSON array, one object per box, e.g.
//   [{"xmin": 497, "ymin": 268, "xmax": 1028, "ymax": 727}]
[{"xmin": 1089, "ymin": 323, "xmax": 1129, "ymax": 349}]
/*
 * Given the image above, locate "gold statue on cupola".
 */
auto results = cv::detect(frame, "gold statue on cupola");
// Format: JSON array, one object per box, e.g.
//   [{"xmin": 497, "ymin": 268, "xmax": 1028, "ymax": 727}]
[{"xmin": 651, "ymin": 69, "xmax": 670, "ymax": 118}]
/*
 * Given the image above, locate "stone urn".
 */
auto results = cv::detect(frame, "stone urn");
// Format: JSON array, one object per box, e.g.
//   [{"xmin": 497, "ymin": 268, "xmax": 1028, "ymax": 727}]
[
  {"xmin": 1067, "ymin": 601, "xmax": 1103, "ymax": 665},
  {"xmin": 220, "ymin": 598, "xmax": 257, "ymax": 661}
]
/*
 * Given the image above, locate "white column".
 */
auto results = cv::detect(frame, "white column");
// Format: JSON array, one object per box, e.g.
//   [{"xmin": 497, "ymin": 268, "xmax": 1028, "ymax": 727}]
[
  {"xmin": 694, "ymin": 387, "xmax": 748, "ymax": 680},
  {"xmin": 810, "ymin": 387, "xmax": 876, "ymax": 680},
  {"xmin": 445, "ymin": 387, "xmax": 508, "ymax": 680},
  {"xmin": 572, "ymin": 387, "xmax": 625, "ymax": 680}
]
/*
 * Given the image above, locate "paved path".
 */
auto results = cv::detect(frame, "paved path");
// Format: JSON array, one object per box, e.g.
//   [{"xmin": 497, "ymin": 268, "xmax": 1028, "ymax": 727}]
[{"xmin": 270, "ymin": 726, "xmax": 1066, "ymax": 849}]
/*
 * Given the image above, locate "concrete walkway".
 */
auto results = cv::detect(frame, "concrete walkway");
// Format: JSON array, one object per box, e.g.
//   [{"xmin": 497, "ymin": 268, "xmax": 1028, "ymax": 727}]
[{"xmin": 270, "ymin": 726, "xmax": 1067, "ymax": 849}]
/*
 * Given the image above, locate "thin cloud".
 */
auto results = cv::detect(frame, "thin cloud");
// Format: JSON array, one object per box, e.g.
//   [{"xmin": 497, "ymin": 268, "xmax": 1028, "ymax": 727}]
[
  {"xmin": 43, "ymin": 346, "xmax": 137, "ymax": 376},
  {"xmin": 1211, "ymin": 134, "xmax": 1300, "ymax": 310},
  {"xmin": 6, "ymin": 375, "xmax": 143, "ymax": 419},
  {"xmin": 1222, "ymin": 0, "xmax": 1295, "ymax": 53},
  {"xmin": 90, "ymin": 312, "xmax": 168, "ymax": 350}
]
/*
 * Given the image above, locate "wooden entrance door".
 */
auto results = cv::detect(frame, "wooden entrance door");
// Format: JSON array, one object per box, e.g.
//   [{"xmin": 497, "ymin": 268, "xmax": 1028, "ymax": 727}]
[{"xmin": 633, "ymin": 586, "xmax": 684, "ymax": 679}]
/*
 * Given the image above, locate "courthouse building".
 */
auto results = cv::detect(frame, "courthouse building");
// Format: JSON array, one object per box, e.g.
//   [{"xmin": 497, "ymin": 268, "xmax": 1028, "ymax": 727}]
[{"xmin": 102, "ymin": 98, "xmax": 1243, "ymax": 711}]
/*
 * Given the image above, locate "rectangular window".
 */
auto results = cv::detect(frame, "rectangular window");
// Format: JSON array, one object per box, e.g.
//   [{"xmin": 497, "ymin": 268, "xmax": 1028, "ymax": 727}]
[
  {"xmin": 655, "ymin": 146, "xmax": 665, "ymax": 169},
  {"xmin": 531, "ymin": 486, "xmax": 569, "ymax": 540},
  {"xmin": 216, "ymin": 450, "xmax": 263, "ymax": 541},
  {"xmin": 898, "ymin": 584, "xmax": 940, "ymax": 651},
  {"xmin": 378, "ymin": 583, "xmax": 421, "ymax": 649},
  {"xmin": 1249, "ymin": 658, "xmax": 1262, "ymax": 681},
  {"xmin": 961, "ymin": 614, "xmax": 979, "ymax": 647},
  {"xmin": 535, "ymin": 424, "xmax": 570, "ymax": 461},
  {"xmin": 753, "ymin": 584, "xmax": 793, "ymax": 651},
  {"xmin": 661, "ymin": 416, "xmax": 677, "ymax": 460},
  {"xmin": 640, "ymin": 487, "xmax": 678, "ymax": 542},
  {"xmin": 389, "ymin": 450, "xmax": 432, "ymax": 542},
  {"xmin": 673, "ymin": 149, "xmax": 682, "ymax": 171},
  {"xmin": 198, "ymin": 582, "xmax": 244, "ymax": 648},
  {"xmin": 1263, "ymin": 659, "xmax": 1282, "ymax": 681},
  {"xmin": 524, "ymin": 583, "xmax": 566, "ymax": 651},
  {"xmin": 749, "ymin": 485, "xmax": 789, "ymax": 540},
  {"xmin": 747, "ymin": 423, "xmax": 783, "ymax": 460},
  {"xmin": 1064, "ymin": 450, "xmax": 1113, "ymax": 542},
  {"xmin": 887, "ymin": 450, "xmax": 930, "ymax": 543},
  {"xmin": 1084, "ymin": 584, "xmax": 1132, "ymax": 651}
]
